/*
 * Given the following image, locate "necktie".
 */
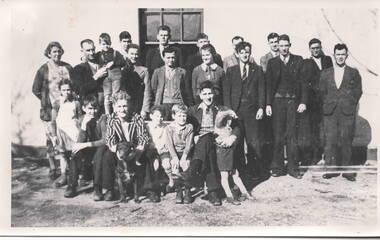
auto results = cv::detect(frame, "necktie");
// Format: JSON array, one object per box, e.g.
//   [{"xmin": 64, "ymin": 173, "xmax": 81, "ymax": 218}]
[
  {"xmin": 205, "ymin": 66, "xmax": 211, "ymax": 80},
  {"xmin": 242, "ymin": 64, "xmax": 247, "ymax": 81}
]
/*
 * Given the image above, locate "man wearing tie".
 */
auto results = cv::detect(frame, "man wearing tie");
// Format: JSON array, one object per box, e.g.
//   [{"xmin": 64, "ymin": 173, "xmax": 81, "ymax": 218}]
[
  {"xmin": 223, "ymin": 41, "xmax": 266, "ymax": 179},
  {"xmin": 265, "ymin": 34, "xmax": 307, "ymax": 179},
  {"xmin": 319, "ymin": 43, "xmax": 362, "ymax": 181},
  {"xmin": 298, "ymin": 38, "xmax": 333, "ymax": 167}
]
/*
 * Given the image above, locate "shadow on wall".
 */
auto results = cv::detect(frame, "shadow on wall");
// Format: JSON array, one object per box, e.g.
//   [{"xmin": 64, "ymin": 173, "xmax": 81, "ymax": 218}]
[
  {"xmin": 11, "ymin": 87, "xmax": 32, "ymax": 145},
  {"xmin": 352, "ymin": 114, "xmax": 373, "ymax": 164}
]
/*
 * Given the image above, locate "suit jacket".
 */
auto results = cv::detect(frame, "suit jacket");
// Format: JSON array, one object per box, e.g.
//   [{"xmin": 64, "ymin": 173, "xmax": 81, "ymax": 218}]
[
  {"xmin": 151, "ymin": 66, "xmax": 192, "ymax": 106},
  {"xmin": 223, "ymin": 54, "xmax": 258, "ymax": 72},
  {"xmin": 319, "ymin": 65, "xmax": 362, "ymax": 116},
  {"xmin": 72, "ymin": 62, "xmax": 103, "ymax": 98},
  {"xmin": 145, "ymin": 45, "xmax": 183, "ymax": 77},
  {"xmin": 301, "ymin": 55, "xmax": 333, "ymax": 104},
  {"xmin": 223, "ymin": 62, "xmax": 265, "ymax": 112},
  {"xmin": 265, "ymin": 54, "xmax": 306, "ymax": 105},
  {"xmin": 260, "ymin": 52, "xmax": 277, "ymax": 73},
  {"xmin": 187, "ymin": 104, "xmax": 239, "ymax": 137}
]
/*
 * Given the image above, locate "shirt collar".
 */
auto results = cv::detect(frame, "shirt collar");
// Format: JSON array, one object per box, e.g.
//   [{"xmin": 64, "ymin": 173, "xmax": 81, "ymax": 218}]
[
  {"xmin": 334, "ymin": 63, "xmax": 346, "ymax": 70},
  {"xmin": 270, "ymin": 50, "xmax": 279, "ymax": 57},
  {"xmin": 280, "ymin": 54, "xmax": 290, "ymax": 62},
  {"xmin": 201, "ymin": 63, "xmax": 218, "ymax": 72},
  {"xmin": 198, "ymin": 102, "xmax": 213, "ymax": 110}
]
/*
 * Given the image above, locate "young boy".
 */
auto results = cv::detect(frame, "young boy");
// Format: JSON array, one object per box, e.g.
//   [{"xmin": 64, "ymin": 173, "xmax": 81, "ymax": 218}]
[
  {"xmin": 145, "ymin": 106, "xmax": 173, "ymax": 188},
  {"xmin": 151, "ymin": 47, "xmax": 192, "ymax": 120},
  {"xmin": 64, "ymin": 95, "xmax": 107, "ymax": 198},
  {"xmin": 97, "ymin": 33, "xmax": 125, "ymax": 114},
  {"xmin": 164, "ymin": 104, "xmax": 194, "ymax": 204}
]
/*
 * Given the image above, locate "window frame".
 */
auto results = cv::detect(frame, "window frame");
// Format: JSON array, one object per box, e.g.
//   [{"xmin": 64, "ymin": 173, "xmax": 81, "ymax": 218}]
[{"xmin": 140, "ymin": 8, "xmax": 204, "ymax": 45}]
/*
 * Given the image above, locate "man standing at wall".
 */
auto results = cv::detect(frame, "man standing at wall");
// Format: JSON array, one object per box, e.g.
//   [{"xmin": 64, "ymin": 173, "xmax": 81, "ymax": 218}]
[
  {"xmin": 298, "ymin": 38, "xmax": 333, "ymax": 167},
  {"xmin": 265, "ymin": 34, "xmax": 307, "ymax": 179},
  {"xmin": 319, "ymin": 43, "xmax": 362, "ymax": 181},
  {"xmin": 223, "ymin": 36, "xmax": 257, "ymax": 72},
  {"xmin": 260, "ymin": 32, "xmax": 279, "ymax": 73}
]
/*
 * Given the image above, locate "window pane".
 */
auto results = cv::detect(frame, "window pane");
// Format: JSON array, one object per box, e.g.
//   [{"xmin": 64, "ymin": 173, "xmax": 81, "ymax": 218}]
[
  {"xmin": 163, "ymin": 13, "xmax": 181, "ymax": 41},
  {"xmin": 146, "ymin": 13, "xmax": 161, "ymax": 41},
  {"xmin": 183, "ymin": 13, "xmax": 201, "ymax": 41},
  {"xmin": 163, "ymin": 8, "xmax": 181, "ymax": 11}
]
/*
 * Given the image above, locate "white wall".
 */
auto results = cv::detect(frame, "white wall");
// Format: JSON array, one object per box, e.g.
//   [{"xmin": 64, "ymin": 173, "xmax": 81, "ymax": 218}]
[{"xmin": 11, "ymin": 1, "xmax": 380, "ymax": 147}]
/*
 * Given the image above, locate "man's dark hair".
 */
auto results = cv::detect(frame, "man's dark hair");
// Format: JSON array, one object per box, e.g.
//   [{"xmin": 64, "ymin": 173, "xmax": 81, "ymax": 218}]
[
  {"xmin": 267, "ymin": 32, "xmax": 279, "ymax": 41},
  {"xmin": 278, "ymin": 34, "xmax": 290, "ymax": 42},
  {"xmin": 162, "ymin": 46, "xmax": 176, "ymax": 57},
  {"xmin": 309, "ymin": 38, "xmax": 321, "ymax": 47},
  {"xmin": 199, "ymin": 80, "xmax": 215, "ymax": 92},
  {"xmin": 235, "ymin": 41, "xmax": 252, "ymax": 53},
  {"xmin": 80, "ymin": 39, "xmax": 94, "ymax": 48},
  {"xmin": 197, "ymin": 33, "xmax": 209, "ymax": 40},
  {"xmin": 334, "ymin": 43, "xmax": 348, "ymax": 53},
  {"xmin": 231, "ymin": 36, "xmax": 244, "ymax": 43},
  {"xmin": 119, "ymin": 31, "xmax": 132, "ymax": 41},
  {"xmin": 157, "ymin": 25, "xmax": 171, "ymax": 34},
  {"xmin": 126, "ymin": 43, "xmax": 140, "ymax": 53},
  {"xmin": 99, "ymin": 33, "xmax": 112, "ymax": 45},
  {"xmin": 82, "ymin": 95, "xmax": 99, "ymax": 108}
]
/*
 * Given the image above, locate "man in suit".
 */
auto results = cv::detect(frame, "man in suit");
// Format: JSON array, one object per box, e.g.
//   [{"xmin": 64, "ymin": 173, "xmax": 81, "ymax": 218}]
[
  {"xmin": 223, "ymin": 36, "xmax": 258, "ymax": 72},
  {"xmin": 151, "ymin": 47, "xmax": 192, "ymax": 120},
  {"xmin": 72, "ymin": 39, "xmax": 108, "ymax": 113},
  {"xmin": 265, "ymin": 34, "xmax": 307, "ymax": 179},
  {"xmin": 224, "ymin": 41, "xmax": 266, "ymax": 179},
  {"xmin": 298, "ymin": 38, "xmax": 333, "ymax": 167},
  {"xmin": 145, "ymin": 25, "xmax": 183, "ymax": 77},
  {"xmin": 260, "ymin": 32, "xmax": 279, "ymax": 73},
  {"xmin": 319, "ymin": 43, "xmax": 362, "ymax": 181},
  {"xmin": 185, "ymin": 33, "xmax": 223, "ymax": 76},
  {"xmin": 122, "ymin": 43, "xmax": 151, "ymax": 119}
]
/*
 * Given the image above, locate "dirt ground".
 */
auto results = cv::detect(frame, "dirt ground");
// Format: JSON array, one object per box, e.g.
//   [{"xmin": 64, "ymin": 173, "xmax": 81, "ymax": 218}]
[{"xmin": 11, "ymin": 152, "xmax": 377, "ymax": 228}]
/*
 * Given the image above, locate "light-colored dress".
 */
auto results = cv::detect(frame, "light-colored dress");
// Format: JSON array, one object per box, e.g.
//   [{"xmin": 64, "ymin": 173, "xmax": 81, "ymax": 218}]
[
  {"xmin": 47, "ymin": 61, "xmax": 71, "ymax": 106},
  {"xmin": 55, "ymin": 98, "xmax": 81, "ymax": 152}
]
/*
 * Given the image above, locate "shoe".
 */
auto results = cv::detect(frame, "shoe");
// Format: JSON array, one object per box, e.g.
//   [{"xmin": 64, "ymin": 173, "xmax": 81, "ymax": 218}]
[
  {"xmin": 93, "ymin": 187, "xmax": 103, "ymax": 201},
  {"xmin": 238, "ymin": 193, "xmax": 253, "ymax": 202},
  {"xmin": 54, "ymin": 174, "xmax": 67, "ymax": 188},
  {"xmin": 343, "ymin": 175, "xmax": 356, "ymax": 182},
  {"xmin": 147, "ymin": 191, "xmax": 160, "ymax": 203},
  {"xmin": 288, "ymin": 172, "xmax": 302, "ymax": 179},
  {"xmin": 175, "ymin": 188, "xmax": 184, "ymax": 204},
  {"xmin": 226, "ymin": 197, "xmax": 241, "ymax": 205},
  {"xmin": 64, "ymin": 185, "xmax": 77, "ymax": 198},
  {"xmin": 104, "ymin": 190, "xmax": 114, "ymax": 201},
  {"xmin": 208, "ymin": 191, "xmax": 221, "ymax": 206},
  {"xmin": 49, "ymin": 169, "xmax": 59, "ymax": 180},
  {"xmin": 322, "ymin": 173, "xmax": 340, "ymax": 179},
  {"xmin": 183, "ymin": 188, "xmax": 193, "ymax": 204},
  {"xmin": 78, "ymin": 178, "xmax": 89, "ymax": 188}
]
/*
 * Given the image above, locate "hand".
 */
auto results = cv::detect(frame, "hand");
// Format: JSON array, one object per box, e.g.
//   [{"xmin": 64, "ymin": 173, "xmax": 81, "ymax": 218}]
[
  {"xmin": 140, "ymin": 111, "xmax": 148, "ymax": 120},
  {"xmin": 51, "ymin": 136, "xmax": 58, "ymax": 147},
  {"xmin": 153, "ymin": 159, "xmax": 159, "ymax": 171},
  {"xmin": 105, "ymin": 61, "xmax": 114, "ymax": 69},
  {"xmin": 297, "ymin": 103, "xmax": 307, "ymax": 113},
  {"xmin": 93, "ymin": 67, "xmax": 108, "ymax": 80},
  {"xmin": 220, "ymin": 135, "xmax": 237, "ymax": 148},
  {"xmin": 180, "ymin": 159, "xmax": 190, "ymax": 171},
  {"xmin": 136, "ymin": 144, "xmax": 144, "ymax": 151},
  {"xmin": 266, "ymin": 105, "xmax": 272, "ymax": 116},
  {"xmin": 256, "ymin": 108, "xmax": 264, "ymax": 120},
  {"xmin": 72, "ymin": 142, "xmax": 89, "ymax": 154}
]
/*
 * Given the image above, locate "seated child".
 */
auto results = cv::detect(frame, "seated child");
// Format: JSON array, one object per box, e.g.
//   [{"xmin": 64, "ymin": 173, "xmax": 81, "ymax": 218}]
[
  {"xmin": 97, "ymin": 32, "xmax": 125, "ymax": 114},
  {"xmin": 164, "ymin": 104, "xmax": 194, "ymax": 204},
  {"xmin": 52, "ymin": 79, "xmax": 81, "ymax": 188},
  {"xmin": 214, "ymin": 106, "xmax": 253, "ymax": 205},
  {"xmin": 145, "ymin": 106, "xmax": 172, "ymax": 189}
]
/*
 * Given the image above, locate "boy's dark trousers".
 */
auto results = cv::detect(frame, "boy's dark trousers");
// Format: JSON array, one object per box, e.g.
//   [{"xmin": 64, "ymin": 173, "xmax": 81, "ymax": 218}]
[
  {"xmin": 93, "ymin": 146, "xmax": 117, "ymax": 191},
  {"xmin": 67, "ymin": 148, "xmax": 95, "ymax": 187}
]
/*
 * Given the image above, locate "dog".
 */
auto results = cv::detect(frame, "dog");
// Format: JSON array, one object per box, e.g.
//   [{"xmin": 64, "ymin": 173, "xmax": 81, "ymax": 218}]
[{"xmin": 116, "ymin": 141, "xmax": 141, "ymax": 203}]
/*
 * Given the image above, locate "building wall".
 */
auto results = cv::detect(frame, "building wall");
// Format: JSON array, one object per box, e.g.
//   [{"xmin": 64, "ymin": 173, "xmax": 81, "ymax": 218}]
[{"xmin": 11, "ymin": 2, "xmax": 379, "ymax": 148}]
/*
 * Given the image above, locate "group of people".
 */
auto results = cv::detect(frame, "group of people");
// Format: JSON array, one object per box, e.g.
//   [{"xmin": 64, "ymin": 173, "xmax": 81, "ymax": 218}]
[{"xmin": 32, "ymin": 24, "xmax": 362, "ymax": 206}]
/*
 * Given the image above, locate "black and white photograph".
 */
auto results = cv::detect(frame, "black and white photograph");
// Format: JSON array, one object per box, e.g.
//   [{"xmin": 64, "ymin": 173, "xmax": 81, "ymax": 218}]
[{"xmin": 4, "ymin": 0, "xmax": 380, "ymax": 236}]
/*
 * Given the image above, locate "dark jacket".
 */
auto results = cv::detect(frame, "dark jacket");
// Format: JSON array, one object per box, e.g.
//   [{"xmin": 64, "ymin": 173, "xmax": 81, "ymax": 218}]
[
  {"xmin": 32, "ymin": 61, "xmax": 73, "ymax": 121},
  {"xmin": 72, "ymin": 62, "xmax": 103, "ymax": 98},
  {"xmin": 265, "ymin": 54, "xmax": 306, "ymax": 105},
  {"xmin": 187, "ymin": 104, "xmax": 240, "ymax": 138},
  {"xmin": 151, "ymin": 66, "xmax": 192, "ymax": 106},
  {"xmin": 145, "ymin": 46, "xmax": 183, "ymax": 77},
  {"xmin": 319, "ymin": 66, "xmax": 362, "ymax": 116},
  {"xmin": 301, "ymin": 55, "xmax": 333, "ymax": 104},
  {"xmin": 223, "ymin": 62, "xmax": 266, "ymax": 112}
]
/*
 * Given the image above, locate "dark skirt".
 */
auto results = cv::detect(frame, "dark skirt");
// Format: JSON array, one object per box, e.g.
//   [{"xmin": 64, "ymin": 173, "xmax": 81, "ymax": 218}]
[{"xmin": 216, "ymin": 145, "xmax": 234, "ymax": 171}]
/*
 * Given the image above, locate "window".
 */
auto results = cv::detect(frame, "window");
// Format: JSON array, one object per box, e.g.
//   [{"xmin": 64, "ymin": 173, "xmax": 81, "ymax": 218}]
[{"xmin": 139, "ymin": 8, "xmax": 204, "ymax": 44}]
